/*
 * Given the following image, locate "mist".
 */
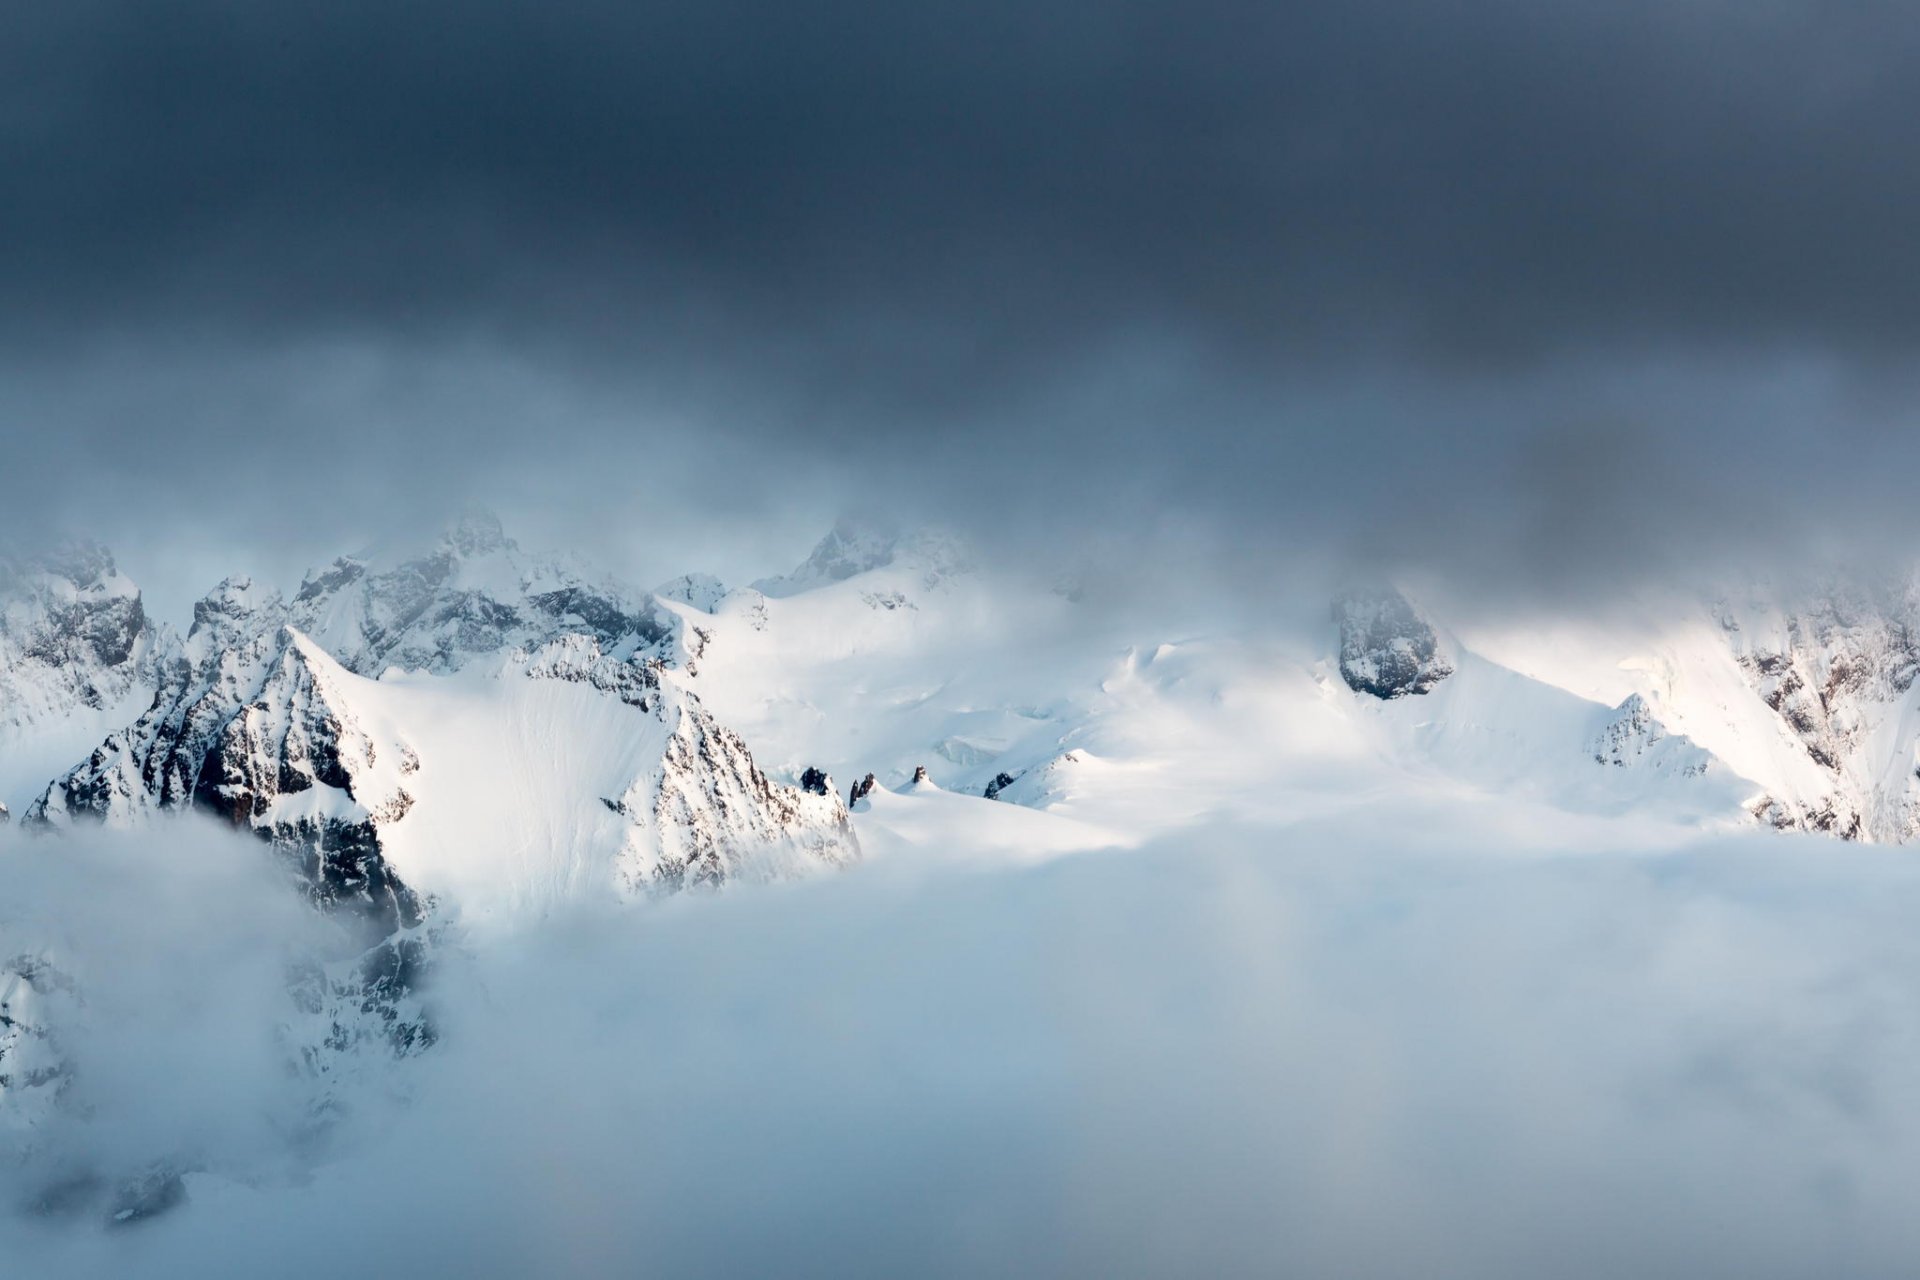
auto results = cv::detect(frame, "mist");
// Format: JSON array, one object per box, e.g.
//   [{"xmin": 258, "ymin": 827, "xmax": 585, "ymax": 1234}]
[
  {"xmin": 10, "ymin": 4, "xmax": 1920, "ymax": 1274},
  {"xmin": 6, "ymin": 814, "xmax": 1920, "ymax": 1278},
  {"xmin": 0, "ymin": 820, "xmax": 350, "ymax": 1220}
]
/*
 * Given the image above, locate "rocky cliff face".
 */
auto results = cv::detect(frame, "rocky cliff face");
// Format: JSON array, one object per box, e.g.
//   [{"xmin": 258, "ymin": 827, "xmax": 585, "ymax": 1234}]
[{"xmin": 1335, "ymin": 588, "xmax": 1454, "ymax": 699}]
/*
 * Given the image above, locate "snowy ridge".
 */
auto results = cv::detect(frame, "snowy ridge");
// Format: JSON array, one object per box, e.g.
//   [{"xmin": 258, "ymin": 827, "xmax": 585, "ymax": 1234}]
[
  {"xmin": 29, "ymin": 516, "xmax": 856, "ymax": 909},
  {"xmin": 1456, "ymin": 579, "xmax": 1920, "ymax": 843},
  {"xmin": 14, "ymin": 519, "xmax": 864, "ymax": 1090}
]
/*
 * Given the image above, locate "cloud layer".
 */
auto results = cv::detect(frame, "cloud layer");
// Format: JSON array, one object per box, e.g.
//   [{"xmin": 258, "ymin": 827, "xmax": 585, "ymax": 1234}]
[
  {"xmin": 12, "ymin": 819, "xmax": 1920, "ymax": 1277},
  {"xmin": 7, "ymin": 1, "xmax": 1920, "ymax": 604}
]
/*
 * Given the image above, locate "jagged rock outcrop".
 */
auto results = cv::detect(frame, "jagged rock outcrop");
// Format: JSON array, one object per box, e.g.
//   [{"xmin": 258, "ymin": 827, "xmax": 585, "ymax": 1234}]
[
  {"xmin": 848, "ymin": 773, "xmax": 878, "ymax": 808},
  {"xmin": 1588, "ymin": 695, "xmax": 1711, "ymax": 777},
  {"xmin": 800, "ymin": 767, "xmax": 832, "ymax": 796},
  {"xmin": 1335, "ymin": 588, "xmax": 1454, "ymax": 699},
  {"xmin": 983, "ymin": 770, "xmax": 1019, "ymax": 801},
  {"xmin": 910, "ymin": 765, "xmax": 932, "ymax": 786}
]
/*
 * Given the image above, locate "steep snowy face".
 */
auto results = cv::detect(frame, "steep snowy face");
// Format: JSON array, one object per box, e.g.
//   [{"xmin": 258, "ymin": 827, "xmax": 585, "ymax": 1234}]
[
  {"xmin": 1711, "ymin": 585, "xmax": 1920, "ymax": 841},
  {"xmin": 507, "ymin": 637, "xmax": 858, "ymax": 900},
  {"xmin": 191, "ymin": 635, "xmax": 425, "ymax": 936},
  {"xmin": 0, "ymin": 545, "xmax": 173, "ymax": 805},
  {"xmin": 1335, "ymin": 589, "xmax": 1454, "ymax": 699}
]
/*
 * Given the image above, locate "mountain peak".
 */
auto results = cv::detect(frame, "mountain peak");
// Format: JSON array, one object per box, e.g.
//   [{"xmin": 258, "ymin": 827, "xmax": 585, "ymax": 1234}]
[
  {"xmin": 751, "ymin": 518, "xmax": 971, "ymax": 599},
  {"xmin": 443, "ymin": 508, "xmax": 514, "ymax": 559},
  {"xmin": 1334, "ymin": 587, "xmax": 1454, "ymax": 700}
]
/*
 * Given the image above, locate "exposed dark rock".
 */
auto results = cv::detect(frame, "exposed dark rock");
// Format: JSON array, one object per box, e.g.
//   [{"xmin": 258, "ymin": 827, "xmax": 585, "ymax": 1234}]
[
  {"xmin": 1334, "ymin": 588, "xmax": 1453, "ymax": 699},
  {"xmin": 293, "ymin": 557, "xmax": 367, "ymax": 604},
  {"xmin": 911, "ymin": 765, "xmax": 932, "ymax": 785},
  {"xmin": 799, "ymin": 766, "xmax": 831, "ymax": 796},
  {"xmin": 527, "ymin": 587, "xmax": 672, "ymax": 651},
  {"xmin": 983, "ymin": 771, "xmax": 1019, "ymax": 801},
  {"xmin": 848, "ymin": 773, "xmax": 878, "ymax": 807}
]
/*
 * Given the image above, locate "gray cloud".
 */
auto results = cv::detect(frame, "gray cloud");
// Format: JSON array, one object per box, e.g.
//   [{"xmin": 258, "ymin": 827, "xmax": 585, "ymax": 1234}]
[{"xmin": 6, "ymin": 0, "xmax": 1920, "ymax": 605}]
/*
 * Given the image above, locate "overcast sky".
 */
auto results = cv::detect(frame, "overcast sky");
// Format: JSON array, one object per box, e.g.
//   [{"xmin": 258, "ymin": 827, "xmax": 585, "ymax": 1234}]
[{"xmin": 6, "ymin": 1, "xmax": 1920, "ymax": 611}]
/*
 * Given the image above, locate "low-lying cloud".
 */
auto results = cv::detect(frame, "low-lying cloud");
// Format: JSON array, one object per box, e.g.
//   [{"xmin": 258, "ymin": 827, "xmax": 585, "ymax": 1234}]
[{"xmin": 10, "ymin": 816, "xmax": 1920, "ymax": 1277}]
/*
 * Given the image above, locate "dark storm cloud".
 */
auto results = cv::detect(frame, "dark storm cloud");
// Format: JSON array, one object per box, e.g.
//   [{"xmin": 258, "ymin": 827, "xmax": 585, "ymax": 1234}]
[
  {"xmin": 6, "ymin": 0, "xmax": 1920, "ymax": 602},
  {"xmin": 12, "ymin": 0, "xmax": 1920, "ymax": 364}
]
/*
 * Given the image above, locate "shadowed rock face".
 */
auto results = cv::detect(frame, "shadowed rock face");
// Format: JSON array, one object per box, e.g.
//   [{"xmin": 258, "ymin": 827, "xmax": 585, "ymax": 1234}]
[{"xmin": 1335, "ymin": 588, "xmax": 1454, "ymax": 699}]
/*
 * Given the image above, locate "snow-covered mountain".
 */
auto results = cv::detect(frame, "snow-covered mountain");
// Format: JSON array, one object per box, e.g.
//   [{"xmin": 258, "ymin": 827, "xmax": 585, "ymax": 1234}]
[
  {"xmin": 1450, "ymin": 578, "xmax": 1920, "ymax": 844},
  {"xmin": 29, "ymin": 516, "xmax": 854, "ymax": 893},
  {"xmin": 8, "ymin": 518, "xmax": 860, "ymax": 1110},
  {"xmin": 19, "ymin": 513, "xmax": 1920, "ymax": 1229},
  {"xmin": 23, "ymin": 518, "xmax": 1920, "ymax": 936}
]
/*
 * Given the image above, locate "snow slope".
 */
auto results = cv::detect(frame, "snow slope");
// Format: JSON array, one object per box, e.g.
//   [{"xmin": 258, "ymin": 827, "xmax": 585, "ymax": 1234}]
[{"xmin": 664, "ymin": 535, "xmax": 1763, "ymax": 850}]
